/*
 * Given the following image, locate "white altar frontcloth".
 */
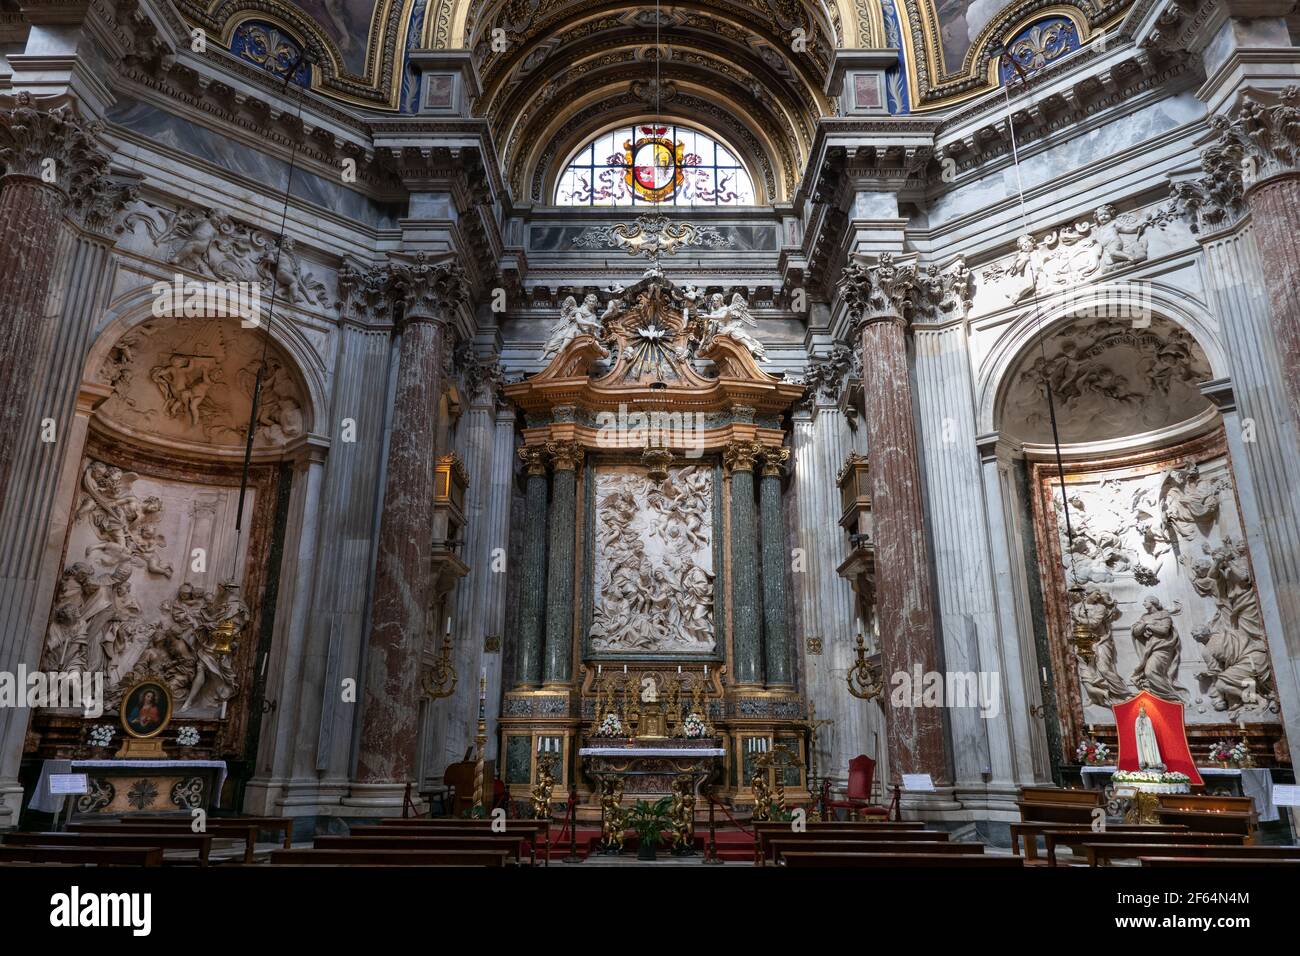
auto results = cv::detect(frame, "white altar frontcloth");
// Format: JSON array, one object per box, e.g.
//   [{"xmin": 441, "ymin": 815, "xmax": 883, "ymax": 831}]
[
  {"xmin": 578, "ymin": 747, "xmax": 726, "ymax": 758},
  {"xmin": 29, "ymin": 759, "xmax": 228, "ymax": 814}
]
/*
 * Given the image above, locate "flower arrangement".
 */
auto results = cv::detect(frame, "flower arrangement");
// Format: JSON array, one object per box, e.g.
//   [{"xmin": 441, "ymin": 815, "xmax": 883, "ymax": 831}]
[
  {"xmin": 682, "ymin": 713, "xmax": 707, "ymax": 739},
  {"xmin": 1208, "ymin": 740, "xmax": 1250, "ymax": 765},
  {"xmin": 88, "ymin": 724, "xmax": 115, "ymax": 748},
  {"xmin": 176, "ymin": 726, "xmax": 200, "ymax": 747},
  {"xmin": 595, "ymin": 712, "xmax": 623, "ymax": 738},
  {"xmin": 1075, "ymin": 738, "xmax": 1110, "ymax": 765},
  {"xmin": 1113, "ymin": 770, "xmax": 1189, "ymax": 785}
]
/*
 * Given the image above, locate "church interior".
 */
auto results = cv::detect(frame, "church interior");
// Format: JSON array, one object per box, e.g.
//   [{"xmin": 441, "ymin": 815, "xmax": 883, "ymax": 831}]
[{"xmin": 2, "ymin": 0, "xmax": 1300, "ymax": 907}]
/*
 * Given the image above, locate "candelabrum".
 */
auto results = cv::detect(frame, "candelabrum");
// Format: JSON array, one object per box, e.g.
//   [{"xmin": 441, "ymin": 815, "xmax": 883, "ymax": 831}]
[
  {"xmin": 803, "ymin": 701, "xmax": 834, "ymax": 812},
  {"xmin": 666, "ymin": 676, "xmax": 683, "ymax": 736},
  {"xmin": 687, "ymin": 673, "xmax": 713, "ymax": 734},
  {"xmin": 472, "ymin": 672, "xmax": 487, "ymax": 815},
  {"xmin": 422, "ymin": 619, "xmax": 457, "ymax": 700},
  {"xmin": 846, "ymin": 631, "xmax": 884, "ymax": 700}
]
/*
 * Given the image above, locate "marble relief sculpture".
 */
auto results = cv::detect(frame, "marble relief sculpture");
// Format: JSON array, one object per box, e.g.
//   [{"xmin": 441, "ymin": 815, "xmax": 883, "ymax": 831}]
[
  {"xmin": 1071, "ymin": 586, "xmax": 1131, "ymax": 706},
  {"xmin": 589, "ymin": 465, "xmax": 715, "ymax": 654},
  {"xmin": 1159, "ymin": 460, "xmax": 1223, "ymax": 544},
  {"xmin": 1130, "ymin": 596, "xmax": 1187, "ymax": 701},
  {"xmin": 1188, "ymin": 537, "xmax": 1276, "ymax": 713}
]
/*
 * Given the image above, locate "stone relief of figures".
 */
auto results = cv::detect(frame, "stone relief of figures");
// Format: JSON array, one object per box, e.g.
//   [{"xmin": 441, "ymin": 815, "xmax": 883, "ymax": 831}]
[
  {"xmin": 540, "ymin": 294, "xmax": 604, "ymax": 361},
  {"xmin": 40, "ymin": 460, "xmax": 249, "ymax": 716},
  {"xmin": 700, "ymin": 292, "xmax": 766, "ymax": 361},
  {"xmin": 124, "ymin": 202, "xmax": 332, "ymax": 309},
  {"xmin": 589, "ymin": 465, "xmax": 715, "ymax": 654},
  {"xmin": 982, "ymin": 203, "xmax": 1175, "ymax": 302},
  {"xmin": 97, "ymin": 318, "xmax": 307, "ymax": 448},
  {"xmin": 1048, "ymin": 454, "xmax": 1279, "ymax": 724},
  {"xmin": 1005, "ymin": 318, "xmax": 1212, "ymax": 444}
]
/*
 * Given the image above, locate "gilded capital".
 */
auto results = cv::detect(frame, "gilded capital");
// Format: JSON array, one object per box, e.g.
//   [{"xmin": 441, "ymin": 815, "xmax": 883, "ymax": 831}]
[
  {"xmin": 760, "ymin": 446, "xmax": 791, "ymax": 478},
  {"xmin": 518, "ymin": 444, "xmax": 549, "ymax": 476},
  {"xmin": 544, "ymin": 439, "xmax": 584, "ymax": 471},
  {"xmin": 723, "ymin": 439, "xmax": 765, "ymax": 474}
]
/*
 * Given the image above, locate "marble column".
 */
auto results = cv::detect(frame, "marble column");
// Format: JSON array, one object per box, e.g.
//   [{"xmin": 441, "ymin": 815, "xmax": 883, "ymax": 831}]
[
  {"xmin": 542, "ymin": 440, "xmax": 582, "ymax": 685},
  {"xmin": 513, "ymin": 444, "xmax": 549, "ymax": 688},
  {"xmin": 0, "ymin": 92, "xmax": 113, "ymax": 503},
  {"xmin": 839, "ymin": 254, "xmax": 950, "ymax": 786},
  {"xmin": 481, "ymin": 406, "xmax": 518, "ymax": 757},
  {"xmin": 1172, "ymin": 167, "xmax": 1300, "ymax": 769},
  {"xmin": 725, "ymin": 439, "xmax": 765, "ymax": 685},
  {"xmin": 354, "ymin": 257, "xmax": 468, "ymax": 795},
  {"xmin": 759, "ymin": 447, "xmax": 792, "ymax": 686}
]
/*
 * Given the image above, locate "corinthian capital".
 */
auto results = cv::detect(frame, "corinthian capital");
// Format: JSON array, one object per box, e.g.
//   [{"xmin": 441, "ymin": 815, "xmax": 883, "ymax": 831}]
[
  {"xmin": 544, "ymin": 439, "xmax": 584, "ymax": 471},
  {"xmin": 913, "ymin": 256, "xmax": 973, "ymax": 324},
  {"xmin": 394, "ymin": 252, "xmax": 469, "ymax": 323},
  {"xmin": 337, "ymin": 259, "xmax": 396, "ymax": 324},
  {"xmin": 518, "ymin": 444, "xmax": 549, "ymax": 476},
  {"xmin": 1170, "ymin": 115, "xmax": 1250, "ymax": 233},
  {"xmin": 722, "ymin": 439, "xmax": 765, "ymax": 474},
  {"xmin": 760, "ymin": 446, "xmax": 791, "ymax": 478},
  {"xmin": 838, "ymin": 252, "xmax": 917, "ymax": 328},
  {"xmin": 0, "ymin": 93, "xmax": 111, "ymax": 208},
  {"xmin": 1234, "ymin": 86, "xmax": 1300, "ymax": 186}
]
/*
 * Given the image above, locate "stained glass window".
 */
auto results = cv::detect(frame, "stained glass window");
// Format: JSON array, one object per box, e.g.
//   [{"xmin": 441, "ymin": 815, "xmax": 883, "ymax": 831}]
[{"xmin": 555, "ymin": 124, "xmax": 757, "ymax": 206}]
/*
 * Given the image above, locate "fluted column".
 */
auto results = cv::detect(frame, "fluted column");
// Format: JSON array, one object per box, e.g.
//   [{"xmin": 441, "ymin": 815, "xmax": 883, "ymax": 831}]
[
  {"xmin": 542, "ymin": 440, "xmax": 582, "ymax": 685},
  {"xmin": 760, "ymin": 447, "xmax": 792, "ymax": 686},
  {"xmin": 355, "ymin": 256, "xmax": 468, "ymax": 792},
  {"xmin": 725, "ymin": 439, "xmax": 764, "ymax": 685},
  {"xmin": 839, "ymin": 254, "xmax": 950, "ymax": 786},
  {"xmin": 514, "ymin": 444, "xmax": 549, "ymax": 688},
  {"xmin": 0, "ymin": 93, "xmax": 114, "ymax": 503}
]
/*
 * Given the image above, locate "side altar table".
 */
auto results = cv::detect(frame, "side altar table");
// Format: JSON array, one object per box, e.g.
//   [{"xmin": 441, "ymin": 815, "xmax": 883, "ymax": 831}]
[{"xmin": 30, "ymin": 759, "xmax": 228, "ymax": 816}]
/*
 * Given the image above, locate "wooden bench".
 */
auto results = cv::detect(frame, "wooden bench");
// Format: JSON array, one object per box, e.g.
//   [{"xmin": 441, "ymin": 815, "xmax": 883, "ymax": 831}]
[
  {"xmin": 4, "ymin": 831, "xmax": 214, "ymax": 866},
  {"xmin": 69, "ymin": 821, "xmax": 260, "ymax": 863},
  {"xmin": 1155, "ymin": 810, "xmax": 1255, "ymax": 842},
  {"xmin": 353, "ymin": 819, "xmax": 551, "ymax": 864},
  {"xmin": 313, "ymin": 833, "xmax": 533, "ymax": 865},
  {"xmin": 752, "ymin": 821, "xmax": 934, "ymax": 864},
  {"xmin": 1045, "ymin": 830, "xmax": 1244, "ymax": 866},
  {"xmin": 1141, "ymin": 857, "xmax": 1300, "ymax": 867},
  {"xmin": 766, "ymin": 839, "xmax": 982, "ymax": 866},
  {"xmin": 780, "ymin": 851, "xmax": 1021, "ymax": 868},
  {"xmin": 1010, "ymin": 823, "xmax": 1187, "ymax": 863},
  {"xmin": 1087, "ymin": 843, "xmax": 1300, "ymax": 866},
  {"xmin": 106, "ymin": 814, "xmax": 294, "ymax": 849},
  {"xmin": 270, "ymin": 848, "xmax": 510, "ymax": 867},
  {"xmin": 0, "ymin": 845, "xmax": 164, "ymax": 866}
]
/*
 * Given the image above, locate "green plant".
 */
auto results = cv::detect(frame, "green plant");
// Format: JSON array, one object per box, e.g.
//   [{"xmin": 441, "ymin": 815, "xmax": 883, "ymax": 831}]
[{"xmin": 624, "ymin": 796, "xmax": 673, "ymax": 848}]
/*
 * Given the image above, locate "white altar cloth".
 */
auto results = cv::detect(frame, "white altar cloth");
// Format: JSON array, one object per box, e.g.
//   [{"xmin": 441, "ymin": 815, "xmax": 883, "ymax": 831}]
[
  {"xmin": 579, "ymin": 747, "xmax": 726, "ymax": 758},
  {"xmin": 30, "ymin": 759, "xmax": 228, "ymax": 813}
]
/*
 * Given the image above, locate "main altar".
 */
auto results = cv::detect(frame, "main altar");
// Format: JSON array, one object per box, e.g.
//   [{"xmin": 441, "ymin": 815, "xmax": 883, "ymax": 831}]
[{"xmin": 499, "ymin": 262, "xmax": 807, "ymax": 814}]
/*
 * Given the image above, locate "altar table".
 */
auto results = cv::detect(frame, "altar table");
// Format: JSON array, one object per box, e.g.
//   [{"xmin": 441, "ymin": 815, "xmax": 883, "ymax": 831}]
[
  {"xmin": 30, "ymin": 759, "xmax": 228, "ymax": 816},
  {"xmin": 1080, "ymin": 765, "xmax": 1278, "ymax": 822}
]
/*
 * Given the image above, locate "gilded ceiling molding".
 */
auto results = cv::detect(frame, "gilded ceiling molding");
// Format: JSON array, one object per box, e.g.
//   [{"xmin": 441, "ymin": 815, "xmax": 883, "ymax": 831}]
[
  {"xmin": 894, "ymin": 0, "xmax": 1131, "ymax": 111},
  {"xmin": 175, "ymin": 0, "xmax": 420, "ymax": 109}
]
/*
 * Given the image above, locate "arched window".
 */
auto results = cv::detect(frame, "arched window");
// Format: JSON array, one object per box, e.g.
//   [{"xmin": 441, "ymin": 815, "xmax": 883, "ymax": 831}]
[{"xmin": 554, "ymin": 124, "xmax": 757, "ymax": 206}]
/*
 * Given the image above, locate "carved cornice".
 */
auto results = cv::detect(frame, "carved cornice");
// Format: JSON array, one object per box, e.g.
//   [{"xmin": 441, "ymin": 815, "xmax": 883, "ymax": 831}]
[
  {"xmin": 722, "ymin": 438, "xmax": 766, "ymax": 474},
  {"xmin": 838, "ymin": 252, "xmax": 916, "ymax": 329}
]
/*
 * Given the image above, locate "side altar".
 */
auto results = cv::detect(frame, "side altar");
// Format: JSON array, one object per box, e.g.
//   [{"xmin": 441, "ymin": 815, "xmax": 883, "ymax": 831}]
[{"xmin": 498, "ymin": 265, "xmax": 810, "ymax": 813}]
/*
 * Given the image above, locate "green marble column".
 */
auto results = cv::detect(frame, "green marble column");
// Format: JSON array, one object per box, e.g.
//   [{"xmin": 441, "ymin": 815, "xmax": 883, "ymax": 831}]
[
  {"xmin": 726, "ymin": 440, "xmax": 764, "ymax": 684},
  {"xmin": 514, "ymin": 445, "xmax": 549, "ymax": 687},
  {"xmin": 542, "ymin": 440, "xmax": 582, "ymax": 685},
  {"xmin": 760, "ymin": 448, "xmax": 792, "ymax": 686}
]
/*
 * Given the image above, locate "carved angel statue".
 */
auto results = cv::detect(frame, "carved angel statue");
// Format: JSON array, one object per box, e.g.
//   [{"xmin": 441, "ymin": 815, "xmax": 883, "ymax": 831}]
[
  {"xmin": 540, "ymin": 294, "xmax": 603, "ymax": 361},
  {"xmin": 703, "ymin": 292, "xmax": 766, "ymax": 361},
  {"xmin": 1159, "ymin": 460, "xmax": 1222, "ymax": 543}
]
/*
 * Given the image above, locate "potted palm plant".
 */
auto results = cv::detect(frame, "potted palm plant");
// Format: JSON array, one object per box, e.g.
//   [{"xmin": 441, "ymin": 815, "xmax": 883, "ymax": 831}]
[{"xmin": 625, "ymin": 796, "xmax": 673, "ymax": 861}]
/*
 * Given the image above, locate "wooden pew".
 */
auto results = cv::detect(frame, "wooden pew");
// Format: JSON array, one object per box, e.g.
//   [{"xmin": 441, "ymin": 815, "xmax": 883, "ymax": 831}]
[
  {"xmin": 69, "ymin": 821, "xmax": 260, "ymax": 863},
  {"xmin": 270, "ymin": 847, "xmax": 509, "ymax": 867},
  {"xmin": 780, "ymin": 851, "xmax": 1021, "ymax": 868},
  {"xmin": 1016, "ymin": 787, "xmax": 1104, "ymax": 827},
  {"xmin": 352, "ymin": 819, "xmax": 551, "ymax": 864},
  {"xmin": 752, "ymin": 821, "xmax": 934, "ymax": 864},
  {"xmin": 1155, "ymin": 810, "xmax": 1255, "ymax": 842},
  {"xmin": 312, "ymin": 833, "xmax": 533, "ymax": 865},
  {"xmin": 766, "ymin": 839, "xmax": 983, "ymax": 866},
  {"xmin": 1045, "ymin": 830, "xmax": 1244, "ymax": 866},
  {"xmin": 4, "ymin": 831, "xmax": 214, "ymax": 866},
  {"xmin": 1011, "ymin": 823, "xmax": 1188, "ymax": 863},
  {"xmin": 0, "ymin": 845, "xmax": 164, "ymax": 866},
  {"xmin": 1087, "ymin": 843, "xmax": 1300, "ymax": 866},
  {"xmin": 108, "ymin": 814, "xmax": 294, "ymax": 849},
  {"xmin": 1141, "ymin": 857, "xmax": 1300, "ymax": 867}
]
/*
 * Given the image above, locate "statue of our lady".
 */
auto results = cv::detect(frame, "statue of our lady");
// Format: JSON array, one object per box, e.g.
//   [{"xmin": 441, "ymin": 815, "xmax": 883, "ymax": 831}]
[{"xmin": 1133, "ymin": 702, "xmax": 1164, "ymax": 771}]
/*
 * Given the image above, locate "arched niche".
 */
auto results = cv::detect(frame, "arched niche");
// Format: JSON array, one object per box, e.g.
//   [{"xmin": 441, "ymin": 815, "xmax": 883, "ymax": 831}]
[
  {"xmin": 32, "ymin": 311, "xmax": 322, "ymax": 770},
  {"xmin": 987, "ymin": 306, "xmax": 1284, "ymax": 768}
]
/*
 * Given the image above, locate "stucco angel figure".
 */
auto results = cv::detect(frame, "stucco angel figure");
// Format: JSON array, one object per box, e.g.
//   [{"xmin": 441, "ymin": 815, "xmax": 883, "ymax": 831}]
[
  {"xmin": 1130, "ymin": 596, "xmax": 1187, "ymax": 701},
  {"xmin": 704, "ymin": 293, "xmax": 766, "ymax": 360},
  {"xmin": 540, "ymin": 294, "xmax": 603, "ymax": 361}
]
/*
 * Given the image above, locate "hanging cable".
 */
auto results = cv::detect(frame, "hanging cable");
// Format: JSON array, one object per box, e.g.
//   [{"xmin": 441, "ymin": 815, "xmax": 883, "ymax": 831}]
[
  {"xmin": 229, "ymin": 54, "xmax": 312, "ymax": 581},
  {"xmin": 996, "ymin": 50, "xmax": 1081, "ymax": 590}
]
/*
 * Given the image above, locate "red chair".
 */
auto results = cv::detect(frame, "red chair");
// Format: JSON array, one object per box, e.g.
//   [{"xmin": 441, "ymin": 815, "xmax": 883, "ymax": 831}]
[{"xmin": 825, "ymin": 755, "xmax": 890, "ymax": 820}]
